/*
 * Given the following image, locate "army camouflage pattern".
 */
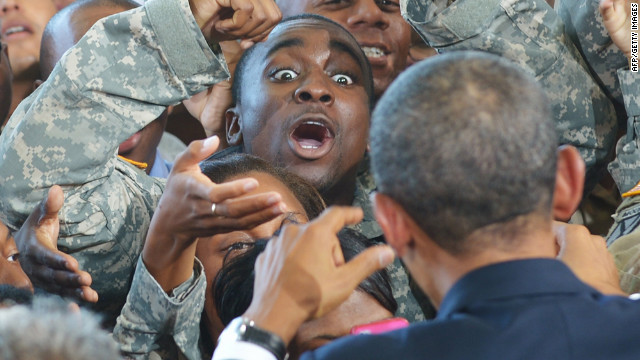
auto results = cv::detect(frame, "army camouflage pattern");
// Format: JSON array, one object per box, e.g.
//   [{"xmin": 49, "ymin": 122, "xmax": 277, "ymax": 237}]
[
  {"xmin": 607, "ymin": 227, "xmax": 640, "ymax": 294},
  {"xmin": 0, "ymin": 0, "xmax": 230, "ymax": 325},
  {"xmin": 400, "ymin": 0, "xmax": 618, "ymax": 191},
  {"xmin": 557, "ymin": 0, "xmax": 629, "ymax": 108},
  {"xmin": 113, "ymin": 257, "xmax": 205, "ymax": 360},
  {"xmin": 607, "ymin": 70, "xmax": 640, "ymax": 243},
  {"xmin": 351, "ymin": 156, "xmax": 430, "ymax": 322}
]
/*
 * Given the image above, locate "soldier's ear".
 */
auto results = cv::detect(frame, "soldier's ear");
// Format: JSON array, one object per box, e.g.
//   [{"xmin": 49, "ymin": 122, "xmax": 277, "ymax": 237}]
[
  {"xmin": 33, "ymin": 79, "xmax": 43, "ymax": 91},
  {"xmin": 553, "ymin": 145, "xmax": 585, "ymax": 221},
  {"xmin": 226, "ymin": 108, "xmax": 243, "ymax": 146}
]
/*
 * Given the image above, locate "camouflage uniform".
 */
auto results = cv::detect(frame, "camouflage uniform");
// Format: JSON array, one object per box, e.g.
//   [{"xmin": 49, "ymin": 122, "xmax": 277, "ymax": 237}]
[
  {"xmin": 113, "ymin": 257, "xmax": 206, "ymax": 360},
  {"xmin": 606, "ymin": 69, "xmax": 640, "ymax": 245},
  {"xmin": 0, "ymin": 0, "xmax": 229, "ymax": 324},
  {"xmin": 351, "ymin": 155, "xmax": 434, "ymax": 322},
  {"xmin": 556, "ymin": 0, "xmax": 629, "ymax": 109},
  {"xmin": 400, "ymin": 0, "xmax": 618, "ymax": 191}
]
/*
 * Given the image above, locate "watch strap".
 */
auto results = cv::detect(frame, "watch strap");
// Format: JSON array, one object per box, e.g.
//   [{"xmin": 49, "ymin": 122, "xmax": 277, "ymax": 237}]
[{"xmin": 226, "ymin": 317, "xmax": 287, "ymax": 360}]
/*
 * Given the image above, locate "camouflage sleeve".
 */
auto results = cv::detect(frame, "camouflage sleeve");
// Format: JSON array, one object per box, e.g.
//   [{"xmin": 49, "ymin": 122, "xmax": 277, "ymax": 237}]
[
  {"xmin": 0, "ymin": 0, "xmax": 229, "ymax": 323},
  {"xmin": 608, "ymin": 229, "xmax": 640, "ymax": 294},
  {"xmin": 606, "ymin": 70, "xmax": 640, "ymax": 243},
  {"xmin": 0, "ymin": 0, "xmax": 229, "ymax": 227},
  {"xmin": 618, "ymin": 69, "xmax": 640, "ymax": 121},
  {"xmin": 113, "ymin": 257, "xmax": 206, "ymax": 360},
  {"xmin": 400, "ymin": 0, "xmax": 618, "ymax": 191},
  {"xmin": 557, "ymin": 0, "xmax": 628, "ymax": 106}
]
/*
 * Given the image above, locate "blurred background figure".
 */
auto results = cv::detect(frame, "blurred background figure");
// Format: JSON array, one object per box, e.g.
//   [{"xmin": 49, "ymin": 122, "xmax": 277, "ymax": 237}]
[
  {"xmin": 0, "ymin": 0, "xmax": 58, "ymax": 119},
  {"xmin": 0, "ymin": 297, "xmax": 121, "ymax": 360}
]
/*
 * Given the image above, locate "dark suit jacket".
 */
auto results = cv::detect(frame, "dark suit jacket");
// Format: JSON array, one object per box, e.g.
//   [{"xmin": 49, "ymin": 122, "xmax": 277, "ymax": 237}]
[{"xmin": 303, "ymin": 259, "xmax": 640, "ymax": 360}]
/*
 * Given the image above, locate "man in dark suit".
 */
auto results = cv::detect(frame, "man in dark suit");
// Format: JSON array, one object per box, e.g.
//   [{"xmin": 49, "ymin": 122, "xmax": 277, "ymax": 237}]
[{"xmin": 212, "ymin": 50, "xmax": 639, "ymax": 360}]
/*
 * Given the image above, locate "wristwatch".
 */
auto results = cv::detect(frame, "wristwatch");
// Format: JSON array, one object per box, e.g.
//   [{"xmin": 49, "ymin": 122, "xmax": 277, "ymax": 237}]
[{"xmin": 218, "ymin": 317, "xmax": 288, "ymax": 360}]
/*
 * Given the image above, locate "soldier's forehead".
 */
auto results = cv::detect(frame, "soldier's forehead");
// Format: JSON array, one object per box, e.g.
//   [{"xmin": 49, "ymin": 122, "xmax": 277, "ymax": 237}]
[{"xmin": 266, "ymin": 18, "xmax": 360, "ymax": 51}]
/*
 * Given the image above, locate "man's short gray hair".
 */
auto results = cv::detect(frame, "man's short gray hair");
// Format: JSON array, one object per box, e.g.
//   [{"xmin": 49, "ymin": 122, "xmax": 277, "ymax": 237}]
[
  {"xmin": 0, "ymin": 297, "xmax": 121, "ymax": 360},
  {"xmin": 370, "ymin": 51, "xmax": 558, "ymax": 254}
]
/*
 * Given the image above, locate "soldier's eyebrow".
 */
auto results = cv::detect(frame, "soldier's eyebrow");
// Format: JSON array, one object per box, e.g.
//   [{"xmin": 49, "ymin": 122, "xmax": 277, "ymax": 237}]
[
  {"xmin": 329, "ymin": 39, "xmax": 363, "ymax": 69},
  {"xmin": 266, "ymin": 38, "xmax": 304, "ymax": 58}
]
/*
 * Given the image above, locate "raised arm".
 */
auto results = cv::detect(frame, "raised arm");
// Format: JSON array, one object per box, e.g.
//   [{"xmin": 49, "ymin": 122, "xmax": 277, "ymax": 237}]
[
  {"xmin": 0, "ymin": 0, "xmax": 281, "ymax": 321},
  {"xmin": 114, "ymin": 136, "xmax": 286, "ymax": 359}
]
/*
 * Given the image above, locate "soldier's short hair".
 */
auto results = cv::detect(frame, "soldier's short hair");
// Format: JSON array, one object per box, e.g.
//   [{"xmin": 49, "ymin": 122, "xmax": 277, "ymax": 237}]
[{"xmin": 370, "ymin": 51, "xmax": 558, "ymax": 254}]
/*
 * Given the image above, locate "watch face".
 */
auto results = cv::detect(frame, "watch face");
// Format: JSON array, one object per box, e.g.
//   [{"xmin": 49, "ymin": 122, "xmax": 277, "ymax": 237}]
[
  {"xmin": 217, "ymin": 317, "xmax": 244, "ymax": 344},
  {"xmin": 217, "ymin": 317, "xmax": 287, "ymax": 360}
]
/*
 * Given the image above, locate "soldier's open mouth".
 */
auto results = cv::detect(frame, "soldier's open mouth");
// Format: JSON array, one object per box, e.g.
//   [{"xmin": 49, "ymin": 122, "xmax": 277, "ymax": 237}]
[{"xmin": 288, "ymin": 119, "xmax": 335, "ymax": 160}]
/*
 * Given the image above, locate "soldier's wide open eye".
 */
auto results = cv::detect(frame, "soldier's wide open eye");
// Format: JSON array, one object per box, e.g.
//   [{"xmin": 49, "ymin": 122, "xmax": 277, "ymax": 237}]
[
  {"xmin": 377, "ymin": 0, "xmax": 400, "ymax": 11},
  {"xmin": 331, "ymin": 74, "xmax": 354, "ymax": 85},
  {"xmin": 271, "ymin": 69, "xmax": 299, "ymax": 81}
]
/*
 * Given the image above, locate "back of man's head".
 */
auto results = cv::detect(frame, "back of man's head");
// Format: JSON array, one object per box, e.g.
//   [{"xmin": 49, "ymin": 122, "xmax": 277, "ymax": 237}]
[{"xmin": 370, "ymin": 51, "xmax": 558, "ymax": 254}]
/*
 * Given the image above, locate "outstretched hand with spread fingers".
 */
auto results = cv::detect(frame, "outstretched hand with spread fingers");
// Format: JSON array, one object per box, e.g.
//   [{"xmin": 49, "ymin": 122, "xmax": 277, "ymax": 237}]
[
  {"xmin": 142, "ymin": 136, "xmax": 286, "ymax": 292},
  {"xmin": 243, "ymin": 206, "xmax": 396, "ymax": 345},
  {"xmin": 13, "ymin": 185, "xmax": 98, "ymax": 303}
]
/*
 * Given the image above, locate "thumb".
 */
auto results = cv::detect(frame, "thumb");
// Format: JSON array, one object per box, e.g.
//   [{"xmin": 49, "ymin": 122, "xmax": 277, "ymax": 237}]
[
  {"xmin": 332, "ymin": 245, "xmax": 395, "ymax": 304},
  {"xmin": 553, "ymin": 221, "xmax": 567, "ymax": 257},
  {"xmin": 173, "ymin": 136, "xmax": 220, "ymax": 172},
  {"xmin": 43, "ymin": 185, "xmax": 64, "ymax": 219}
]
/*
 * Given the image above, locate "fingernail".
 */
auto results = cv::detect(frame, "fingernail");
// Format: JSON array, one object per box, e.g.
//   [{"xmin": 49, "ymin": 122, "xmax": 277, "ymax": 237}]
[
  {"xmin": 266, "ymin": 194, "xmax": 281, "ymax": 206},
  {"xmin": 274, "ymin": 203, "xmax": 287, "ymax": 214},
  {"xmin": 202, "ymin": 136, "xmax": 219, "ymax": 151},
  {"xmin": 244, "ymin": 179, "xmax": 258, "ymax": 191},
  {"xmin": 379, "ymin": 247, "xmax": 395, "ymax": 266}
]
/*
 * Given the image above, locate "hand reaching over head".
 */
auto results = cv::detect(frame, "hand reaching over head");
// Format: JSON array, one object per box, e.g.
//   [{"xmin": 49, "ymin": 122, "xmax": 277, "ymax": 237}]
[
  {"xmin": 183, "ymin": 39, "xmax": 244, "ymax": 148},
  {"xmin": 13, "ymin": 186, "xmax": 98, "ymax": 303},
  {"xmin": 555, "ymin": 222, "xmax": 627, "ymax": 296},
  {"xmin": 142, "ymin": 136, "xmax": 287, "ymax": 292},
  {"xmin": 189, "ymin": 0, "xmax": 282, "ymax": 48},
  {"xmin": 242, "ymin": 207, "xmax": 396, "ymax": 346}
]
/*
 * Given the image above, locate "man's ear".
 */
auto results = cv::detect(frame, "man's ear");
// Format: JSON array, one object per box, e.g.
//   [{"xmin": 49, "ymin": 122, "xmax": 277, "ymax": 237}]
[
  {"xmin": 373, "ymin": 192, "xmax": 413, "ymax": 257},
  {"xmin": 553, "ymin": 145, "xmax": 585, "ymax": 221},
  {"xmin": 226, "ymin": 108, "xmax": 243, "ymax": 146},
  {"xmin": 33, "ymin": 79, "xmax": 43, "ymax": 91}
]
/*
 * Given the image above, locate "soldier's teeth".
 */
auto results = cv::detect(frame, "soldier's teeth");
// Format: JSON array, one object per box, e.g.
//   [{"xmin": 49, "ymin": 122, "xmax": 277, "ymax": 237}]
[
  {"xmin": 362, "ymin": 47, "xmax": 385, "ymax": 58},
  {"xmin": 5, "ymin": 26, "xmax": 26, "ymax": 36}
]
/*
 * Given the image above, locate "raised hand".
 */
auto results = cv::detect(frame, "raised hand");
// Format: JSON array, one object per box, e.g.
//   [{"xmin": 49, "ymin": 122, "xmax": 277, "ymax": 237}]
[
  {"xmin": 600, "ymin": 0, "xmax": 633, "ymax": 60},
  {"xmin": 243, "ymin": 207, "xmax": 396, "ymax": 345},
  {"xmin": 142, "ymin": 136, "xmax": 286, "ymax": 292},
  {"xmin": 183, "ymin": 40, "xmax": 244, "ymax": 149},
  {"xmin": 189, "ymin": 0, "xmax": 282, "ymax": 48},
  {"xmin": 13, "ymin": 186, "xmax": 98, "ymax": 303}
]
